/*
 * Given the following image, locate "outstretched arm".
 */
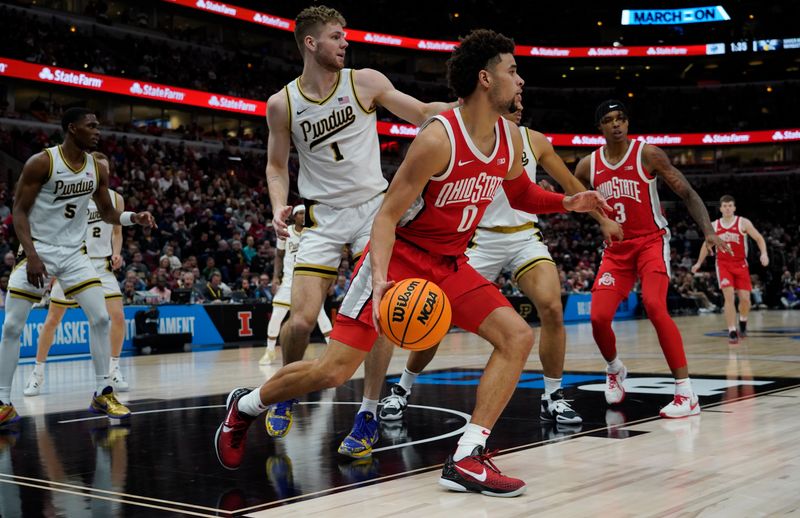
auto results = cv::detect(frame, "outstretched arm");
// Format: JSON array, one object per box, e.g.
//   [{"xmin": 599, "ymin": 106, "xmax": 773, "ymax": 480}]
[
  {"xmin": 531, "ymin": 129, "xmax": 622, "ymax": 242},
  {"xmin": 94, "ymin": 160, "xmax": 155, "ymax": 228},
  {"xmin": 643, "ymin": 144, "xmax": 730, "ymax": 256},
  {"xmin": 356, "ymin": 68, "xmax": 457, "ymax": 126},
  {"xmin": 742, "ymin": 218, "xmax": 769, "ymax": 266}
]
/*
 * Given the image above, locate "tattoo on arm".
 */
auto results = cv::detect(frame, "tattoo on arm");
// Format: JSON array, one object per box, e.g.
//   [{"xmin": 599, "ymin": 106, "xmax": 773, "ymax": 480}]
[{"xmin": 649, "ymin": 147, "xmax": 714, "ymax": 236}]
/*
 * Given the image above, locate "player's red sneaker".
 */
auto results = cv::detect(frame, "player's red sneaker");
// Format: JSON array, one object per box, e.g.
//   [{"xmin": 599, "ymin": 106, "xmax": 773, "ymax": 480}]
[
  {"xmin": 214, "ymin": 388, "xmax": 256, "ymax": 470},
  {"xmin": 439, "ymin": 447, "xmax": 526, "ymax": 497}
]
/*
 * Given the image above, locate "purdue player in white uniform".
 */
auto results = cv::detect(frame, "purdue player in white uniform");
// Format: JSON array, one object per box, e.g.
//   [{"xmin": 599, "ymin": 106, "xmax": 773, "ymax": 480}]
[
  {"xmin": 376, "ymin": 101, "xmax": 623, "ymax": 428},
  {"xmin": 230, "ymin": 5, "xmax": 454, "ymax": 455},
  {"xmin": 260, "ymin": 205, "xmax": 333, "ymax": 365},
  {"xmin": 0, "ymin": 108, "xmax": 154, "ymax": 427},
  {"xmin": 23, "ymin": 152, "xmax": 129, "ymax": 396}
]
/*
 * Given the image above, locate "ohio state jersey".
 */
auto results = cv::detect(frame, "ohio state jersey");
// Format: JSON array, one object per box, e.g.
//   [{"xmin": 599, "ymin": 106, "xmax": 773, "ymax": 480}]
[
  {"xmin": 589, "ymin": 139, "xmax": 668, "ymax": 239},
  {"xmin": 714, "ymin": 216, "xmax": 748, "ymax": 263},
  {"xmin": 396, "ymin": 108, "xmax": 512, "ymax": 256}
]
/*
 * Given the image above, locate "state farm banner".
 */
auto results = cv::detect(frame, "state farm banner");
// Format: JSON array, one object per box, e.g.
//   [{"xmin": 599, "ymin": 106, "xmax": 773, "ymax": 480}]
[
  {"xmin": 0, "ymin": 57, "xmax": 266, "ymax": 116},
  {"xmin": 162, "ymin": 0, "xmax": 724, "ymax": 58},
  {"xmin": 2, "ymin": 57, "xmax": 798, "ymax": 147},
  {"xmin": 375, "ymin": 122, "xmax": 800, "ymax": 146}
]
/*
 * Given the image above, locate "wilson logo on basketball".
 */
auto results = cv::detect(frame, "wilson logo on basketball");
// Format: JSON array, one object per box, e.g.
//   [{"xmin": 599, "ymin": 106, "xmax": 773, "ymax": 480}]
[{"xmin": 379, "ymin": 278, "xmax": 452, "ymax": 351}]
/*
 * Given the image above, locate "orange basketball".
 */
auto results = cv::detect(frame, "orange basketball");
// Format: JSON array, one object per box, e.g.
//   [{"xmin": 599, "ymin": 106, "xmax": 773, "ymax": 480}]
[{"xmin": 378, "ymin": 278, "xmax": 451, "ymax": 351}]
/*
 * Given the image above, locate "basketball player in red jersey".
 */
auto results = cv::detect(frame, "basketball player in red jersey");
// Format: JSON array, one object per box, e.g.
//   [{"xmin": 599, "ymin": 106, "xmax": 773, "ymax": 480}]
[
  {"xmin": 575, "ymin": 100, "xmax": 729, "ymax": 419},
  {"xmin": 215, "ymin": 29, "xmax": 608, "ymax": 496},
  {"xmin": 692, "ymin": 195, "xmax": 768, "ymax": 343}
]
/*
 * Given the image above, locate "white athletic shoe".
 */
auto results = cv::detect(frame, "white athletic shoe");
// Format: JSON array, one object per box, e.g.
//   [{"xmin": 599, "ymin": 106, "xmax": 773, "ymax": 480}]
[
  {"xmin": 605, "ymin": 365, "xmax": 627, "ymax": 405},
  {"xmin": 111, "ymin": 366, "xmax": 129, "ymax": 392},
  {"xmin": 259, "ymin": 348, "xmax": 278, "ymax": 365},
  {"xmin": 24, "ymin": 371, "xmax": 45, "ymax": 397},
  {"xmin": 659, "ymin": 393, "xmax": 700, "ymax": 418}
]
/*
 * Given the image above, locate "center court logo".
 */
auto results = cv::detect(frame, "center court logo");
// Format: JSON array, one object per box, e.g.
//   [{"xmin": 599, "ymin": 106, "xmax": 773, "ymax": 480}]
[{"xmin": 598, "ymin": 272, "xmax": 616, "ymax": 286}]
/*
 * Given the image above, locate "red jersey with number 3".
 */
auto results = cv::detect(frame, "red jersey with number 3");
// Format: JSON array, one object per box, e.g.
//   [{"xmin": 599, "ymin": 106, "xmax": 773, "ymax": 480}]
[
  {"xmin": 589, "ymin": 139, "xmax": 668, "ymax": 239},
  {"xmin": 395, "ymin": 107, "xmax": 512, "ymax": 256},
  {"xmin": 714, "ymin": 216, "xmax": 748, "ymax": 264}
]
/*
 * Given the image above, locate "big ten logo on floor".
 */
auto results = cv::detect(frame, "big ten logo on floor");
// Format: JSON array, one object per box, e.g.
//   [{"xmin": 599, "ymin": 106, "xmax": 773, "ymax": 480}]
[{"xmin": 578, "ymin": 377, "xmax": 773, "ymax": 396}]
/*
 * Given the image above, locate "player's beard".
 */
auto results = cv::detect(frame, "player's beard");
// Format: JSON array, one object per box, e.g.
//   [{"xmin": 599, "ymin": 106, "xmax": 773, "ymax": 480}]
[
  {"xmin": 314, "ymin": 50, "xmax": 344, "ymax": 72},
  {"xmin": 489, "ymin": 85, "xmax": 516, "ymax": 116}
]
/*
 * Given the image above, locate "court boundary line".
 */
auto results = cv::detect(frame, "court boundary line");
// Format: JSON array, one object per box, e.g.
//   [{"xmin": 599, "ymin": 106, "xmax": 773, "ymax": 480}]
[
  {"xmin": 233, "ymin": 381, "xmax": 800, "ymax": 515},
  {"xmin": 8, "ymin": 375, "xmax": 798, "ymax": 516}
]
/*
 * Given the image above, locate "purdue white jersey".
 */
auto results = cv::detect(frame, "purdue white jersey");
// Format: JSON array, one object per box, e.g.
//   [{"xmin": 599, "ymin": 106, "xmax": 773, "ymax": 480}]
[
  {"xmin": 285, "ymin": 69, "xmax": 386, "ymax": 207},
  {"xmin": 276, "ymin": 225, "xmax": 302, "ymax": 283},
  {"xmin": 86, "ymin": 191, "xmax": 119, "ymax": 258},
  {"xmin": 29, "ymin": 145, "xmax": 98, "ymax": 248},
  {"xmin": 479, "ymin": 126, "xmax": 539, "ymax": 228}
]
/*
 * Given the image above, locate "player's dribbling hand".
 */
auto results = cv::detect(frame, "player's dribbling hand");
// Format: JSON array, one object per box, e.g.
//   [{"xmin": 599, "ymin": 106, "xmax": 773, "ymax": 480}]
[
  {"xmin": 111, "ymin": 254, "xmax": 124, "ymax": 271},
  {"xmin": 26, "ymin": 254, "xmax": 48, "ymax": 289},
  {"xmin": 705, "ymin": 234, "xmax": 732, "ymax": 256},
  {"xmin": 134, "ymin": 211, "xmax": 157, "ymax": 228},
  {"xmin": 371, "ymin": 278, "xmax": 396, "ymax": 333},
  {"xmin": 272, "ymin": 205, "xmax": 292, "ymax": 239},
  {"xmin": 563, "ymin": 191, "xmax": 612, "ymax": 213}
]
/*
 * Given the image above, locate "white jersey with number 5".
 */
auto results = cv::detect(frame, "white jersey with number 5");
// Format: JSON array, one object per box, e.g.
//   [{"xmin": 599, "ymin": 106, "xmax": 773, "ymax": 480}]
[
  {"xmin": 285, "ymin": 69, "xmax": 386, "ymax": 208},
  {"xmin": 30, "ymin": 145, "xmax": 98, "ymax": 248},
  {"xmin": 478, "ymin": 126, "xmax": 540, "ymax": 228}
]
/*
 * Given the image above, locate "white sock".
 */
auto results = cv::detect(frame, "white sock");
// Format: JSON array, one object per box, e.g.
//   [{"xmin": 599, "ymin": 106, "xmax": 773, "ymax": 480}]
[
  {"xmin": 543, "ymin": 376, "xmax": 562, "ymax": 397},
  {"xmin": 237, "ymin": 388, "xmax": 268, "ymax": 417},
  {"xmin": 33, "ymin": 362, "xmax": 45, "ymax": 376},
  {"xmin": 109, "ymin": 357, "xmax": 120, "ymax": 370},
  {"xmin": 96, "ymin": 375, "xmax": 112, "ymax": 394},
  {"xmin": 267, "ymin": 338, "xmax": 277, "ymax": 350},
  {"xmin": 739, "ymin": 316, "xmax": 747, "ymax": 322},
  {"xmin": 607, "ymin": 357, "xmax": 624, "ymax": 373},
  {"xmin": 359, "ymin": 397, "xmax": 379, "ymax": 416},
  {"xmin": 675, "ymin": 378, "xmax": 693, "ymax": 397},
  {"xmin": 455, "ymin": 422, "xmax": 490, "ymax": 461},
  {"xmin": 398, "ymin": 368, "xmax": 419, "ymax": 394},
  {"xmin": 728, "ymin": 327, "xmax": 737, "ymax": 332}
]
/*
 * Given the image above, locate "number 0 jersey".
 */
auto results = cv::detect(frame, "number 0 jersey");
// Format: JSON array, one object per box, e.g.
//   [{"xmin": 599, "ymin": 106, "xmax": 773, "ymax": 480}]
[
  {"xmin": 30, "ymin": 145, "xmax": 98, "ymax": 248},
  {"xmin": 285, "ymin": 69, "xmax": 386, "ymax": 208},
  {"xmin": 589, "ymin": 139, "xmax": 668, "ymax": 239},
  {"xmin": 396, "ymin": 108, "xmax": 513, "ymax": 256}
]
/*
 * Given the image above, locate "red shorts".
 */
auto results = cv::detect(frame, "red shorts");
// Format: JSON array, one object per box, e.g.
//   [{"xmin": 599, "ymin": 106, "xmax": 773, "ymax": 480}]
[
  {"xmin": 592, "ymin": 231, "xmax": 670, "ymax": 296},
  {"xmin": 716, "ymin": 260, "xmax": 752, "ymax": 291},
  {"xmin": 331, "ymin": 238, "xmax": 511, "ymax": 351}
]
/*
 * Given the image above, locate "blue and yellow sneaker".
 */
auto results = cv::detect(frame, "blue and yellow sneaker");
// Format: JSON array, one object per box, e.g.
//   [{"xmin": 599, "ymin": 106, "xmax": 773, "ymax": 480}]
[
  {"xmin": 89, "ymin": 387, "xmax": 131, "ymax": 420},
  {"xmin": 337, "ymin": 411, "xmax": 379, "ymax": 458},
  {"xmin": 0, "ymin": 402, "xmax": 21, "ymax": 427},
  {"xmin": 266, "ymin": 399, "xmax": 298, "ymax": 438}
]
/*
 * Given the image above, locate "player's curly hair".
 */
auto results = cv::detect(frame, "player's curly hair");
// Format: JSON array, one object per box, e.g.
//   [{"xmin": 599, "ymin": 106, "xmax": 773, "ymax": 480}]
[
  {"xmin": 446, "ymin": 29, "xmax": 515, "ymax": 99},
  {"xmin": 294, "ymin": 5, "xmax": 347, "ymax": 54}
]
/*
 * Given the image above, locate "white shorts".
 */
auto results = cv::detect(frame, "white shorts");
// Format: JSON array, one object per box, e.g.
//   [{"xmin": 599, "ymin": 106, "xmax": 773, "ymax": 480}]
[
  {"xmin": 466, "ymin": 223, "xmax": 554, "ymax": 283},
  {"xmin": 294, "ymin": 194, "xmax": 383, "ymax": 279},
  {"xmin": 272, "ymin": 280, "xmax": 292, "ymax": 308},
  {"xmin": 50, "ymin": 257, "xmax": 122, "ymax": 307},
  {"xmin": 8, "ymin": 242, "xmax": 100, "ymax": 303}
]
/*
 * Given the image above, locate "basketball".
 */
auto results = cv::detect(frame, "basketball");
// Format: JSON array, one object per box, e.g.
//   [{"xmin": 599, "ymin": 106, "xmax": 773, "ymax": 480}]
[{"xmin": 379, "ymin": 278, "xmax": 452, "ymax": 351}]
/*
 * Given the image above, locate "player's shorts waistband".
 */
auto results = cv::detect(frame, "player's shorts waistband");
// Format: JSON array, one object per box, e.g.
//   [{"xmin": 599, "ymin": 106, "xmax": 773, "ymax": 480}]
[
  {"xmin": 477, "ymin": 222, "xmax": 537, "ymax": 234},
  {"xmin": 302, "ymin": 191, "xmax": 385, "ymax": 210}
]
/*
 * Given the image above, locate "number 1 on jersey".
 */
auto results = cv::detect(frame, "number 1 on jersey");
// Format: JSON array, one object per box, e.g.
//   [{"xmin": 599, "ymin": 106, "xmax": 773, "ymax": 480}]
[{"xmin": 331, "ymin": 142, "xmax": 344, "ymax": 161}]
